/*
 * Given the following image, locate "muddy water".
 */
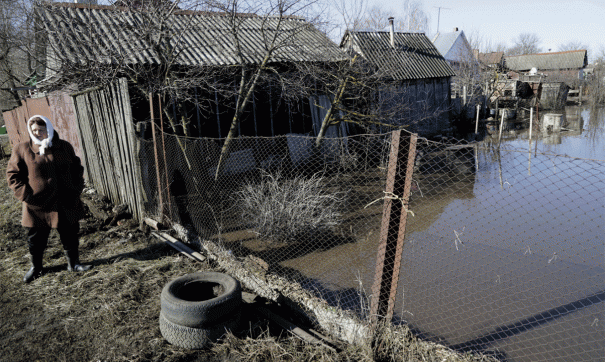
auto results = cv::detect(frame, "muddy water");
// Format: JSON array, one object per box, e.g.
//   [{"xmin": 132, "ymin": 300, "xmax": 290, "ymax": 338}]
[{"xmin": 279, "ymin": 105, "xmax": 604, "ymax": 362}]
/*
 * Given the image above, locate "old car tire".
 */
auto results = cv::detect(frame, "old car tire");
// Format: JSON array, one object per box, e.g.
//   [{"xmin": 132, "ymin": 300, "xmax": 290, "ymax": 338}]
[
  {"xmin": 159, "ymin": 310, "xmax": 241, "ymax": 349},
  {"xmin": 160, "ymin": 271, "xmax": 242, "ymax": 328}
]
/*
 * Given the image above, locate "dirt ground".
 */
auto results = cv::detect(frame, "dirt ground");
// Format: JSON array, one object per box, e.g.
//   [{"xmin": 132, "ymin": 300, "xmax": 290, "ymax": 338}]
[{"xmin": 0, "ymin": 156, "xmax": 498, "ymax": 362}]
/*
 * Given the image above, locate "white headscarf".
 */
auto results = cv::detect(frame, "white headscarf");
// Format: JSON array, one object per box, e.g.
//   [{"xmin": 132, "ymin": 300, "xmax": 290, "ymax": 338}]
[{"xmin": 27, "ymin": 115, "xmax": 55, "ymax": 155}]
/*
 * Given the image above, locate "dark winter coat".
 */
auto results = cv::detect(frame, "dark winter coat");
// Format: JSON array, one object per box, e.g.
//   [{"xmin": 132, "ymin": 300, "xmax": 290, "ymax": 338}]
[{"xmin": 6, "ymin": 132, "xmax": 85, "ymax": 228}]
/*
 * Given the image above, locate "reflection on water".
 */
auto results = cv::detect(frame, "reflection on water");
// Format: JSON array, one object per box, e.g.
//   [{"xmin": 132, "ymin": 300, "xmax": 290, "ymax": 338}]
[{"xmin": 280, "ymin": 105, "xmax": 604, "ymax": 362}]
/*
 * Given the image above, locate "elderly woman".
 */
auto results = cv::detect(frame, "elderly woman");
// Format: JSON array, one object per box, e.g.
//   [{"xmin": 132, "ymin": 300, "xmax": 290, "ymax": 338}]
[{"xmin": 6, "ymin": 115, "xmax": 91, "ymax": 283}]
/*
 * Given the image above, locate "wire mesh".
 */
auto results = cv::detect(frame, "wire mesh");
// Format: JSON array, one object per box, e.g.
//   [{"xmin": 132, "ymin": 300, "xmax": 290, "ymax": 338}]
[
  {"xmin": 140, "ymin": 132, "xmax": 391, "ymax": 311},
  {"xmin": 141, "ymin": 128, "xmax": 604, "ymax": 362},
  {"xmin": 399, "ymin": 137, "xmax": 604, "ymax": 362}
]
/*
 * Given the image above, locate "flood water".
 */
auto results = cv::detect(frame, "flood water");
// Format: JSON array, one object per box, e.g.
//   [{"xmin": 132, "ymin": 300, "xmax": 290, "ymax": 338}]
[
  {"xmin": 395, "ymin": 105, "xmax": 604, "ymax": 361},
  {"xmin": 279, "ymin": 105, "xmax": 604, "ymax": 362}
]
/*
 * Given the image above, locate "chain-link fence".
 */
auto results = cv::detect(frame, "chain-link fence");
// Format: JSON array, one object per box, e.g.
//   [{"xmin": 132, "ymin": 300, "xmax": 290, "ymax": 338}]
[
  {"xmin": 140, "ymin": 132, "xmax": 392, "ymax": 318},
  {"xmin": 141, "ymin": 128, "xmax": 604, "ymax": 362}
]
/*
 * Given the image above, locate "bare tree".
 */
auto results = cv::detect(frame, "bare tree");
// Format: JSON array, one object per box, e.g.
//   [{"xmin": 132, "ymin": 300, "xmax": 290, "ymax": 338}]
[
  {"xmin": 297, "ymin": 0, "xmax": 451, "ymax": 148},
  {"xmin": 0, "ymin": 0, "xmax": 37, "ymax": 109},
  {"xmin": 507, "ymin": 33, "xmax": 542, "ymax": 55},
  {"xmin": 351, "ymin": 1, "xmax": 428, "ymax": 33},
  {"xmin": 35, "ymin": 0, "xmax": 342, "ymax": 177},
  {"xmin": 586, "ymin": 46, "xmax": 605, "ymax": 104},
  {"xmin": 207, "ymin": 0, "xmax": 336, "ymax": 179},
  {"xmin": 558, "ymin": 40, "xmax": 589, "ymax": 52},
  {"xmin": 594, "ymin": 46, "xmax": 605, "ymax": 64}
]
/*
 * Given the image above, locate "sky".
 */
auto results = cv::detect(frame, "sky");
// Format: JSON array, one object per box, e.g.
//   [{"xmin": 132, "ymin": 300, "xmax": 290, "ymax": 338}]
[{"xmin": 368, "ymin": 0, "xmax": 605, "ymax": 61}]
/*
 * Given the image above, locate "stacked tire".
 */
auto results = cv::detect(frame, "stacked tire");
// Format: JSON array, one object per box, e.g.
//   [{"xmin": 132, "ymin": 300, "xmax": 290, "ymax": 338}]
[{"xmin": 160, "ymin": 271, "xmax": 242, "ymax": 349}]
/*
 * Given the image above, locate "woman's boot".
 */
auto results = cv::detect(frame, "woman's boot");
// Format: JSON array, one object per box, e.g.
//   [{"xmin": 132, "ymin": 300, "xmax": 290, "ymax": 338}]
[
  {"xmin": 24, "ymin": 253, "xmax": 43, "ymax": 283},
  {"xmin": 64, "ymin": 248, "xmax": 92, "ymax": 272}
]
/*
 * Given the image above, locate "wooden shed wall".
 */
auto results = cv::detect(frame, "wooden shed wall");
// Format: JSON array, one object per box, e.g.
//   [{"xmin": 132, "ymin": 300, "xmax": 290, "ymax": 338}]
[{"xmin": 390, "ymin": 77, "xmax": 451, "ymax": 137}]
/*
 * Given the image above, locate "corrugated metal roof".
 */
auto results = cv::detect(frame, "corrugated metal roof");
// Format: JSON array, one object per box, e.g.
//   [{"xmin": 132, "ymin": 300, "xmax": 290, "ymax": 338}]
[
  {"xmin": 37, "ymin": 3, "xmax": 347, "ymax": 67},
  {"xmin": 505, "ymin": 50, "xmax": 587, "ymax": 71},
  {"xmin": 340, "ymin": 31, "xmax": 455, "ymax": 81}
]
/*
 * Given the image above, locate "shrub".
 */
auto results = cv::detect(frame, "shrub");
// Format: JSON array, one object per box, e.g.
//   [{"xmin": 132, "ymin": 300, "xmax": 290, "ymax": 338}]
[{"xmin": 237, "ymin": 171, "xmax": 346, "ymax": 242}]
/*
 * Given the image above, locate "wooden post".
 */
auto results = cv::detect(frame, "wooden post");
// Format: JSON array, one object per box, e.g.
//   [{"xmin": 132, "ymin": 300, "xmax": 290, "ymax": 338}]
[
  {"xmin": 529, "ymin": 107, "xmax": 533, "ymax": 141},
  {"xmin": 463, "ymin": 85, "xmax": 467, "ymax": 105},
  {"xmin": 579, "ymin": 85, "xmax": 583, "ymax": 105},
  {"xmin": 149, "ymin": 93, "xmax": 171, "ymax": 222},
  {"xmin": 498, "ymin": 111, "xmax": 505, "ymax": 147},
  {"xmin": 194, "ymin": 87, "xmax": 201, "ymax": 136},
  {"xmin": 149, "ymin": 93, "xmax": 164, "ymax": 218},
  {"xmin": 370, "ymin": 130, "xmax": 417, "ymax": 324},
  {"xmin": 475, "ymin": 104, "xmax": 480, "ymax": 134},
  {"xmin": 158, "ymin": 94, "xmax": 173, "ymax": 221},
  {"xmin": 214, "ymin": 77, "xmax": 221, "ymax": 137}
]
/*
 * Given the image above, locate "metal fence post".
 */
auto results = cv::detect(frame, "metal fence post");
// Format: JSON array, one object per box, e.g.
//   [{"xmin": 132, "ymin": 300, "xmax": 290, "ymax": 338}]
[{"xmin": 370, "ymin": 130, "xmax": 417, "ymax": 324}]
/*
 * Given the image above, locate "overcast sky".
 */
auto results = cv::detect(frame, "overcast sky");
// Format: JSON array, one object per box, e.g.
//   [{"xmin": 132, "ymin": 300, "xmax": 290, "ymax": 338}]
[{"xmin": 368, "ymin": 0, "xmax": 604, "ymax": 61}]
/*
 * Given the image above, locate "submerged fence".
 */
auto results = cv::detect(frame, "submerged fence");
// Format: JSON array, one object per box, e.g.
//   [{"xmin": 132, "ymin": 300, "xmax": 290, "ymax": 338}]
[{"xmin": 139, "ymin": 127, "xmax": 604, "ymax": 362}]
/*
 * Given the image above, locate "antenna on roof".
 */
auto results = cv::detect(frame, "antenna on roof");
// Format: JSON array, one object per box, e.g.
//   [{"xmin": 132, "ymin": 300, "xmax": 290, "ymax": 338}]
[{"xmin": 434, "ymin": 6, "xmax": 450, "ymax": 33}]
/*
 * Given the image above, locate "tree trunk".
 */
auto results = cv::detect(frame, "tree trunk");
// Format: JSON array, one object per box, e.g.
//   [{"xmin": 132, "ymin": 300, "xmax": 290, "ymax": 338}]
[
  {"xmin": 214, "ymin": 53, "xmax": 271, "ymax": 181},
  {"xmin": 314, "ymin": 76, "xmax": 349, "ymax": 149},
  {"xmin": 315, "ymin": 55, "xmax": 358, "ymax": 150}
]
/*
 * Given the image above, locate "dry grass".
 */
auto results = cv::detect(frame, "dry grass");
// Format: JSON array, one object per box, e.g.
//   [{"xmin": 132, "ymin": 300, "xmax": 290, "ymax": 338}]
[
  {"xmin": 210, "ymin": 319, "xmax": 499, "ymax": 362},
  {"xmin": 237, "ymin": 171, "xmax": 347, "ymax": 242},
  {"xmin": 0, "ymin": 157, "xmax": 499, "ymax": 362},
  {"xmin": 0, "ymin": 135, "xmax": 10, "ymax": 158}
]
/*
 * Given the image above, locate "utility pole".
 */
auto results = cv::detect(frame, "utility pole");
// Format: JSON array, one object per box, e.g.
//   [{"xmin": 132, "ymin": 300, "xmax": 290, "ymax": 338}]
[{"xmin": 434, "ymin": 6, "xmax": 450, "ymax": 33}]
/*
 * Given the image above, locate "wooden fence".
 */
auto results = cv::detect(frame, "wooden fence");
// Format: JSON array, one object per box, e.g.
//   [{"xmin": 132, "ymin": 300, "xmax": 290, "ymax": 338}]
[{"xmin": 72, "ymin": 78, "xmax": 146, "ymax": 220}]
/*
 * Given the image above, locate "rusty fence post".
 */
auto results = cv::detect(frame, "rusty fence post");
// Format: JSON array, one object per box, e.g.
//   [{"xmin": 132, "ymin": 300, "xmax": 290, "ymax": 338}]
[
  {"xmin": 370, "ymin": 130, "xmax": 417, "ymax": 325},
  {"xmin": 149, "ymin": 93, "xmax": 170, "ymax": 222}
]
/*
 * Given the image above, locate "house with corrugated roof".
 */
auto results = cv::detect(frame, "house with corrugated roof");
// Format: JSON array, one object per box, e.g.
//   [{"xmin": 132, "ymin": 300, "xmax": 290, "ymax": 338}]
[
  {"xmin": 505, "ymin": 50, "xmax": 588, "ymax": 84},
  {"xmin": 340, "ymin": 23, "xmax": 455, "ymax": 136},
  {"xmin": 35, "ymin": 2, "xmax": 348, "ymax": 139}
]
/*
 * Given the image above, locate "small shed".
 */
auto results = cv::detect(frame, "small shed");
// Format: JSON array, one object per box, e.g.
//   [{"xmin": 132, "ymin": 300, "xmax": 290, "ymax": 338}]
[
  {"xmin": 35, "ymin": 2, "xmax": 348, "ymax": 139},
  {"xmin": 6, "ymin": 2, "xmax": 350, "ymax": 222},
  {"xmin": 340, "ymin": 27, "xmax": 455, "ymax": 136}
]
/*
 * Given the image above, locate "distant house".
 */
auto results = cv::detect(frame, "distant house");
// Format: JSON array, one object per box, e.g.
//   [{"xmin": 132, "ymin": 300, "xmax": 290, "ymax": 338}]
[
  {"xmin": 505, "ymin": 50, "xmax": 588, "ymax": 84},
  {"xmin": 340, "ymin": 24, "xmax": 455, "ymax": 136},
  {"xmin": 432, "ymin": 28, "xmax": 475, "ymax": 65},
  {"xmin": 432, "ymin": 28, "xmax": 479, "ymax": 98},
  {"xmin": 476, "ymin": 51, "xmax": 505, "ymax": 72}
]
